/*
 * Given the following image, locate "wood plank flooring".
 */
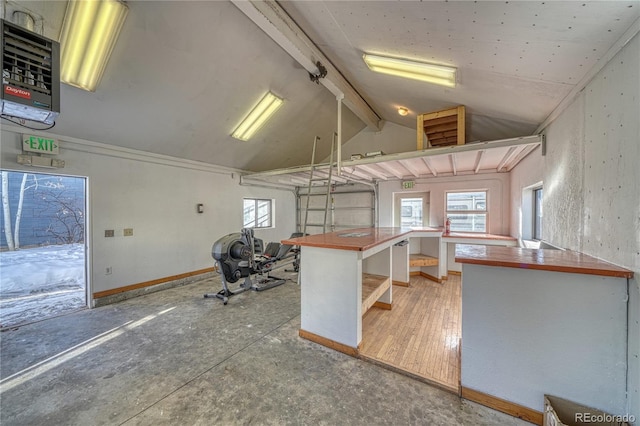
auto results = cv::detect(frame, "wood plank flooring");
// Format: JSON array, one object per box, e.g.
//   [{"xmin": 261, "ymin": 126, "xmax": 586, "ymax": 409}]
[{"xmin": 360, "ymin": 274, "xmax": 461, "ymax": 393}]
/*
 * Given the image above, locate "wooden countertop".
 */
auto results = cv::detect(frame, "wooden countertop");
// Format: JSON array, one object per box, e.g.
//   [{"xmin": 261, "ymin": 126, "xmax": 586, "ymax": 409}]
[
  {"xmin": 455, "ymin": 244, "xmax": 633, "ymax": 278},
  {"xmin": 281, "ymin": 227, "xmax": 410, "ymax": 251},
  {"xmin": 443, "ymin": 232, "xmax": 517, "ymax": 242}
]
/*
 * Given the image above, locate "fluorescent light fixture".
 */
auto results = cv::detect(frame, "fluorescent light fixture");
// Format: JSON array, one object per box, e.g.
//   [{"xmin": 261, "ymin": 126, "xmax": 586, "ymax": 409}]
[
  {"xmin": 59, "ymin": 0, "xmax": 129, "ymax": 91},
  {"xmin": 232, "ymin": 92, "xmax": 284, "ymax": 141},
  {"xmin": 363, "ymin": 54, "xmax": 457, "ymax": 88}
]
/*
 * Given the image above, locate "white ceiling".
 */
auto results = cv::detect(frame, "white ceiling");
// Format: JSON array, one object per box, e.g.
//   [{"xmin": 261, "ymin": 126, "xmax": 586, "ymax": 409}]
[{"xmin": 4, "ymin": 1, "xmax": 639, "ymax": 172}]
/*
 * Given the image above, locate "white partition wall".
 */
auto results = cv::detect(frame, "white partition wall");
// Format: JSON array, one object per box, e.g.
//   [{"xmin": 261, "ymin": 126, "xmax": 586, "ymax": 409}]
[{"xmin": 461, "ymin": 264, "xmax": 628, "ymax": 415}]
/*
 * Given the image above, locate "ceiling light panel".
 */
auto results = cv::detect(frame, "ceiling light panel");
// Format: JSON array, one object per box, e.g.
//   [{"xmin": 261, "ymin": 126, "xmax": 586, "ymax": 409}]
[
  {"xmin": 60, "ymin": 0, "xmax": 128, "ymax": 92},
  {"xmin": 363, "ymin": 54, "xmax": 457, "ymax": 87},
  {"xmin": 232, "ymin": 92, "xmax": 284, "ymax": 141}
]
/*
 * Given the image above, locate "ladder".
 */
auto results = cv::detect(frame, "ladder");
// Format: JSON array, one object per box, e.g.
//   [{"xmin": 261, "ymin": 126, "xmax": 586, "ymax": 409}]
[{"xmin": 302, "ymin": 134, "xmax": 336, "ymax": 235}]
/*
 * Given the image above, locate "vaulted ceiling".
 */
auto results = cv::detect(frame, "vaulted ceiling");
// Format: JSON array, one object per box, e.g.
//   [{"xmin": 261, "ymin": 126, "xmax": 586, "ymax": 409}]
[{"xmin": 5, "ymin": 1, "xmax": 639, "ymax": 172}]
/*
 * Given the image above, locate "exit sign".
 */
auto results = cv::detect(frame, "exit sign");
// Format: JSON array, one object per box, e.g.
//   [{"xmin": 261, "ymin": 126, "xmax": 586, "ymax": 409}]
[
  {"xmin": 23, "ymin": 134, "xmax": 59, "ymax": 155},
  {"xmin": 402, "ymin": 180, "xmax": 415, "ymax": 189}
]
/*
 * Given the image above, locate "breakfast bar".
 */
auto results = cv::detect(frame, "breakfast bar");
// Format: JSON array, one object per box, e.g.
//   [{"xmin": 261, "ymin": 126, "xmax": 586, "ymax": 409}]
[{"xmin": 282, "ymin": 227, "xmax": 411, "ymax": 353}]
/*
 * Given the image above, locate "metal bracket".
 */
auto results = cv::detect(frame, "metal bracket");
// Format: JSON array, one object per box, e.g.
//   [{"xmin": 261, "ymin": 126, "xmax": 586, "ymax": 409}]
[{"xmin": 309, "ymin": 61, "xmax": 327, "ymax": 84}]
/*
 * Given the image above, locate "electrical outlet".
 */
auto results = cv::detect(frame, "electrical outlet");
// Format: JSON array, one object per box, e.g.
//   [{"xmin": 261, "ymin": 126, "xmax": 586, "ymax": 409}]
[
  {"xmin": 124, "ymin": 228, "xmax": 133, "ymax": 236},
  {"xmin": 105, "ymin": 267, "xmax": 112, "ymax": 275},
  {"xmin": 105, "ymin": 230, "xmax": 114, "ymax": 237}
]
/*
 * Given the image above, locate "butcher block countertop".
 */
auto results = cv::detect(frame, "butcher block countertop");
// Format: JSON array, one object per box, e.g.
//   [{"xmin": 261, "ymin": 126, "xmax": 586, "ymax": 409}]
[
  {"xmin": 281, "ymin": 227, "xmax": 410, "ymax": 251},
  {"xmin": 455, "ymin": 244, "xmax": 633, "ymax": 278}
]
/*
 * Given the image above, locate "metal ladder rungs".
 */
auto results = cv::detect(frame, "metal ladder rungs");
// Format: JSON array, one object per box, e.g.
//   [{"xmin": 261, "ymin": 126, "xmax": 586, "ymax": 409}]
[{"xmin": 302, "ymin": 135, "xmax": 336, "ymax": 235}]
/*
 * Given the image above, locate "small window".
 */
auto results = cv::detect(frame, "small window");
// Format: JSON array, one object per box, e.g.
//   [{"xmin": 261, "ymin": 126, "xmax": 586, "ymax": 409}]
[
  {"xmin": 400, "ymin": 198, "xmax": 423, "ymax": 227},
  {"xmin": 533, "ymin": 188, "xmax": 543, "ymax": 240},
  {"xmin": 446, "ymin": 191, "xmax": 487, "ymax": 232},
  {"xmin": 243, "ymin": 198, "xmax": 273, "ymax": 228}
]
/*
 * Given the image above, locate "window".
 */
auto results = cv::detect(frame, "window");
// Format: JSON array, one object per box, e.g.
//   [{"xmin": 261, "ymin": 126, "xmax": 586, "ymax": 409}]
[
  {"xmin": 400, "ymin": 198, "xmax": 423, "ymax": 227},
  {"xmin": 446, "ymin": 191, "xmax": 487, "ymax": 232},
  {"xmin": 533, "ymin": 187, "xmax": 543, "ymax": 240},
  {"xmin": 243, "ymin": 198, "xmax": 273, "ymax": 228}
]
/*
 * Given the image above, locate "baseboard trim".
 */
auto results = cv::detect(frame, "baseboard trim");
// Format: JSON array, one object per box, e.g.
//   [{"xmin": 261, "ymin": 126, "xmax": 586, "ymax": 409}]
[
  {"xmin": 419, "ymin": 271, "xmax": 443, "ymax": 283},
  {"xmin": 448, "ymin": 270, "xmax": 462, "ymax": 276},
  {"xmin": 373, "ymin": 301, "xmax": 392, "ymax": 310},
  {"xmin": 93, "ymin": 267, "xmax": 215, "ymax": 300},
  {"xmin": 299, "ymin": 329, "xmax": 359, "ymax": 357},
  {"xmin": 392, "ymin": 280, "xmax": 410, "ymax": 287},
  {"xmin": 461, "ymin": 387, "xmax": 543, "ymax": 425}
]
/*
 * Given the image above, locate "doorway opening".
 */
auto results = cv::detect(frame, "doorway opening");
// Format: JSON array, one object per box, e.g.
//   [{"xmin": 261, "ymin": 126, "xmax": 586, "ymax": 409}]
[
  {"xmin": 393, "ymin": 192, "xmax": 430, "ymax": 227},
  {"xmin": 0, "ymin": 170, "xmax": 88, "ymax": 328}
]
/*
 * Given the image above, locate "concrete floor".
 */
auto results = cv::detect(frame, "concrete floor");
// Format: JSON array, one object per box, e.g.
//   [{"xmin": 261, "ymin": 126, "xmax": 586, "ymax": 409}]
[{"xmin": 0, "ymin": 273, "xmax": 530, "ymax": 425}]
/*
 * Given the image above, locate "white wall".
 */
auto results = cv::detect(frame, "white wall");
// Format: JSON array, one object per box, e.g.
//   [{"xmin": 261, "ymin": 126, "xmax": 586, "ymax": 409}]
[
  {"xmin": 509, "ymin": 147, "xmax": 543, "ymax": 239},
  {"xmin": 462, "ymin": 264, "xmax": 628, "ymax": 415},
  {"xmin": 510, "ymin": 32, "xmax": 640, "ymax": 420},
  {"xmin": 378, "ymin": 173, "xmax": 511, "ymax": 235},
  {"xmin": 340, "ymin": 121, "xmax": 415, "ymax": 160},
  {"xmin": 1, "ymin": 128, "xmax": 296, "ymax": 298}
]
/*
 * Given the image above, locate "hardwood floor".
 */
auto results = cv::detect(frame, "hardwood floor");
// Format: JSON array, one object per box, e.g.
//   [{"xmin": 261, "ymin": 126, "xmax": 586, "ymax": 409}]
[{"xmin": 360, "ymin": 274, "xmax": 461, "ymax": 393}]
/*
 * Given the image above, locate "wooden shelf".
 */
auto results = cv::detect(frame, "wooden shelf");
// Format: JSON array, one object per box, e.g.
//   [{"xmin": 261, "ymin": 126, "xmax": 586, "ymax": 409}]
[
  {"xmin": 409, "ymin": 253, "xmax": 439, "ymax": 267},
  {"xmin": 362, "ymin": 273, "xmax": 390, "ymax": 315}
]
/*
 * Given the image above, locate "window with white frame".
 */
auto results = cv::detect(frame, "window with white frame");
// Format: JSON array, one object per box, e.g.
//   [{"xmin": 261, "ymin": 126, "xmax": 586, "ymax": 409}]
[
  {"xmin": 445, "ymin": 190, "xmax": 487, "ymax": 232},
  {"xmin": 243, "ymin": 198, "xmax": 273, "ymax": 228},
  {"xmin": 533, "ymin": 187, "xmax": 543, "ymax": 240}
]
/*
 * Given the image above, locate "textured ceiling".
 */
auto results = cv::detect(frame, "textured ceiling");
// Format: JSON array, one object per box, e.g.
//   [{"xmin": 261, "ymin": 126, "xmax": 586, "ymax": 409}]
[{"xmin": 4, "ymin": 1, "xmax": 639, "ymax": 172}]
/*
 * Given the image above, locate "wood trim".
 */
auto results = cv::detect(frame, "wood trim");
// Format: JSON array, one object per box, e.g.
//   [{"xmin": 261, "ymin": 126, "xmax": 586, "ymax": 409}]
[
  {"xmin": 457, "ymin": 105, "xmax": 466, "ymax": 145},
  {"xmin": 417, "ymin": 114, "xmax": 425, "ymax": 150},
  {"xmin": 93, "ymin": 267, "xmax": 215, "ymax": 299},
  {"xmin": 409, "ymin": 271, "xmax": 421, "ymax": 277},
  {"xmin": 372, "ymin": 301, "xmax": 392, "ymax": 310},
  {"xmin": 392, "ymin": 280, "xmax": 410, "ymax": 287},
  {"xmin": 419, "ymin": 271, "xmax": 443, "ymax": 283},
  {"xmin": 461, "ymin": 387, "xmax": 543, "ymax": 425},
  {"xmin": 359, "ymin": 353, "xmax": 459, "ymax": 394},
  {"xmin": 448, "ymin": 270, "xmax": 462, "ymax": 276},
  {"xmin": 409, "ymin": 253, "xmax": 439, "ymax": 267},
  {"xmin": 362, "ymin": 274, "xmax": 391, "ymax": 315},
  {"xmin": 299, "ymin": 329, "xmax": 359, "ymax": 357}
]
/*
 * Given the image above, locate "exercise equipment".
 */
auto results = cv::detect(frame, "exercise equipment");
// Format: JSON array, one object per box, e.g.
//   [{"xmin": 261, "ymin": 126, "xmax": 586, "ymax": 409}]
[{"xmin": 204, "ymin": 229, "xmax": 302, "ymax": 304}]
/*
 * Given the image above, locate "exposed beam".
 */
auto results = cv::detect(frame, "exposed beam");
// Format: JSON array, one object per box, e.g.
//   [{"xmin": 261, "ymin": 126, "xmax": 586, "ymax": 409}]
[
  {"xmin": 506, "ymin": 145, "xmax": 539, "ymax": 171},
  {"xmin": 377, "ymin": 162, "xmax": 405, "ymax": 179},
  {"xmin": 421, "ymin": 157, "xmax": 437, "ymax": 177},
  {"xmin": 496, "ymin": 147, "xmax": 519, "ymax": 172},
  {"xmin": 473, "ymin": 150, "xmax": 485, "ymax": 174},
  {"xmin": 344, "ymin": 167, "xmax": 375, "ymax": 181},
  {"xmin": 399, "ymin": 159, "xmax": 422, "ymax": 178},
  {"xmin": 358, "ymin": 164, "xmax": 390, "ymax": 180},
  {"xmin": 232, "ymin": 0, "xmax": 383, "ymax": 131}
]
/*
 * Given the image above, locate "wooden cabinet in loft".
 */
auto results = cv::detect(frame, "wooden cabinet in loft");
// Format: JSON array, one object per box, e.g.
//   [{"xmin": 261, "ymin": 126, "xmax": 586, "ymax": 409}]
[{"xmin": 416, "ymin": 105, "xmax": 466, "ymax": 150}]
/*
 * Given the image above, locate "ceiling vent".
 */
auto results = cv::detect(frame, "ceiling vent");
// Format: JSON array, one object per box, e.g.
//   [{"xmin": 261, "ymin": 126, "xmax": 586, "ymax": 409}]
[{"xmin": 1, "ymin": 18, "xmax": 60, "ymax": 125}]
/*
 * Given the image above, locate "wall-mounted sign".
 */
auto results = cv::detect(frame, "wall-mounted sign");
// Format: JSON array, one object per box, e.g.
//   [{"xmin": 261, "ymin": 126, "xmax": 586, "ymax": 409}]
[
  {"xmin": 402, "ymin": 180, "xmax": 415, "ymax": 189},
  {"xmin": 23, "ymin": 134, "xmax": 59, "ymax": 155}
]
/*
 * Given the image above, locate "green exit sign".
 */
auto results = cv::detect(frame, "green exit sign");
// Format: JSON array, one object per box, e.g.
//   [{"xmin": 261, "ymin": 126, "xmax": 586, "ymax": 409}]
[
  {"xmin": 23, "ymin": 134, "xmax": 59, "ymax": 155},
  {"xmin": 402, "ymin": 180, "xmax": 414, "ymax": 189}
]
